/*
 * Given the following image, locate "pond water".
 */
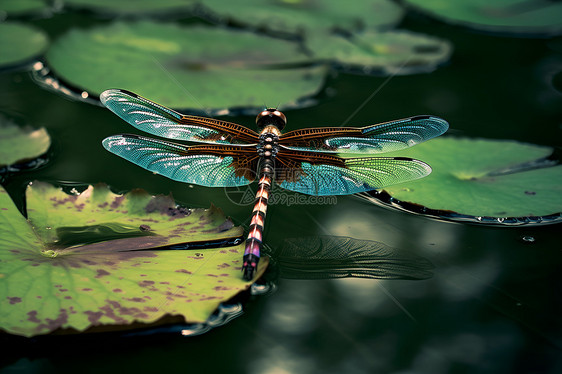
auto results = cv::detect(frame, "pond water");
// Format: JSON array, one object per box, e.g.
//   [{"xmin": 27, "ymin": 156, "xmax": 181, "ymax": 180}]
[{"xmin": 1, "ymin": 7, "xmax": 561, "ymax": 374}]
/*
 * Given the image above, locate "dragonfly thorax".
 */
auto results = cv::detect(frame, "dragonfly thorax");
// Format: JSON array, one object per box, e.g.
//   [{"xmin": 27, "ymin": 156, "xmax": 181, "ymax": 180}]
[{"xmin": 257, "ymin": 132, "xmax": 280, "ymax": 158}]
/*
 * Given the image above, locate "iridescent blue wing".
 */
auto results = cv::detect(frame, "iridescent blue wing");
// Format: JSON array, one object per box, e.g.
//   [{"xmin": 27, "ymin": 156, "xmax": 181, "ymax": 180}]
[
  {"xmin": 100, "ymin": 89, "xmax": 259, "ymax": 145},
  {"xmin": 279, "ymin": 115, "xmax": 448, "ymax": 154},
  {"xmin": 102, "ymin": 134, "xmax": 258, "ymax": 187},
  {"xmin": 275, "ymin": 150, "xmax": 431, "ymax": 196}
]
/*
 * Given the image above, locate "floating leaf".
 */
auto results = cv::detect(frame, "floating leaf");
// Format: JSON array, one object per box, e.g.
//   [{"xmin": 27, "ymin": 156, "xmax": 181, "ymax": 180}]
[
  {"xmin": 0, "ymin": 22, "xmax": 48, "ymax": 69},
  {"xmin": 0, "ymin": 0, "xmax": 55, "ymax": 18},
  {"xmin": 358, "ymin": 138, "xmax": 562, "ymax": 224},
  {"xmin": 305, "ymin": 30, "xmax": 452, "ymax": 75},
  {"xmin": 63, "ymin": 0, "xmax": 196, "ymax": 16},
  {"xmin": 0, "ymin": 182, "xmax": 267, "ymax": 337},
  {"xmin": 198, "ymin": 0, "xmax": 404, "ymax": 36},
  {"xmin": 43, "ymin": 21, "xmax": 326, "ymax": 114},
  {"xmin": 0, "ymin": 114, "xmax": 50, "ymax": 174},
  {"xmin": 403, "ymin": 0, "xmax": 562, "ymax": 36}
]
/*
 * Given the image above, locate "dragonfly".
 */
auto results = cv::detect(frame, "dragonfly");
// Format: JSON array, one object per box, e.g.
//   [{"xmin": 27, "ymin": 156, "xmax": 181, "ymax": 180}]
[{"xmin": 101, "ymin": 89, "xmax": 448, "ymax": 280}]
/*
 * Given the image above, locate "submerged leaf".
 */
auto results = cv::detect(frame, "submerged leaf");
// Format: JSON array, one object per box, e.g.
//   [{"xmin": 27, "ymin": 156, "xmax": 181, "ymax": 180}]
[
  {"xmin": 43, "ymin": 21, "xmax": 326, "ymax": 113},
  {"xmin": 0, "ymin": 22, "xmax": 48, "ymax": 69},
  {"xmin": 553, "ymin": 70, "xmax": 562, "ymax": 94},
  {"xmin": 0, "ymin": 182, "xmax": 267, "ymax": 337},
  {"xmin": 359, "ymin": 137, "xmax": 562, "ymax": 224},
  {"xmin": 403, "ymin": 0, "xmax": 562, "ymax": 36}
]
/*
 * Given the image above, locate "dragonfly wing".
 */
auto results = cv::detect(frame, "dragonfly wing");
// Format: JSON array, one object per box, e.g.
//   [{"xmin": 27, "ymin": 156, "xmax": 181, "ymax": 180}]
[
  {"xmin": 103, "ymin": 135, "xmax": 258, "ymax": 187},
  {"xmin": 275, "ymin": 151, "xmax": 431, "ymax": 196},
  {"xmin": 100, "ymin": 89, "xmax": 259, "ymax": 145},
  {"xmin": 279, "ymin": 115, "xmax": 448, "ymax": 154}
]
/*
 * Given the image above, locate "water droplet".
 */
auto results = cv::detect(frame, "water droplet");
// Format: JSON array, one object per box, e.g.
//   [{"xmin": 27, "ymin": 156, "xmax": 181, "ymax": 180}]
[
  {"xmin": 41, "ymin": 249, "xmax": 58, "ymax": 258},
  {"xmin": 521, "ymin": 236, "xmax": 535, "ymax": 243},
  {"xmin": 251, "ymin": 282, "xmax": 274, "ymax": 296}
]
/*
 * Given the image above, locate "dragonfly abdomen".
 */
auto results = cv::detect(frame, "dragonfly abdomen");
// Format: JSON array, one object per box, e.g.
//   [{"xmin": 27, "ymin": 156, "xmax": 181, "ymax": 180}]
[{"xmin": 242, "ymin": 159, "xmax": 274, "ymax": 280}]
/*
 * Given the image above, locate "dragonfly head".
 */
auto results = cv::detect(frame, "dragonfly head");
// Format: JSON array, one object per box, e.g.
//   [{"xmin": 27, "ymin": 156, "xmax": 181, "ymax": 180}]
[{"xmin": 256, "ymin": 108, "xmax": 286, "ymax": 131}]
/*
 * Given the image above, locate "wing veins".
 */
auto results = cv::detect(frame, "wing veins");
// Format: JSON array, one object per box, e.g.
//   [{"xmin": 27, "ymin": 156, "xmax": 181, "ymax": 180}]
[
  {"xmin": 102, "ymin": 134, "xmax": 258, "ymax": 187},
  {"xmin": 101, "ymin": 89, "xmax": 259, "ymax": 145},
  {"xmin": 279, "ymin": 116, "xmax": 448, "ymax": 154}
]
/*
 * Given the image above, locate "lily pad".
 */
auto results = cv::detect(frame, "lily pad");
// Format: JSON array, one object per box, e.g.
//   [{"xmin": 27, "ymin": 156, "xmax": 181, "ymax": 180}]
[
  {"xmin": 63, "ymin": 0, "xmax": 196, "ymax": 16},
  {"xmin": 0, "ymin": 0, "xmax": 55, "ymax": 18},
  {"xmin": 198, "ymin": 0, "xmax": 404, "ymax": 36},
  {"xmin": 403, "ymin": 0, "xmax": 562, "ymax": 36},
  {"xmin": 0, "ymin": 22, "xmax": 48, "ymax": 70},
  {"xmin": 0, "ymin": 114, "xmax": 51, "ymax": 174},
  {"xmin": 43, "ymin": 21, "xmax": 326, "ymax": 114},
  {"xmin": 305, "ymin": 30, "xmax": 452, "ymax": 75},
  {"xmin": 358, "ymin": 137, "xmax": 562, "ymax": 224},
  {"xmin": 0, "ymin": 182, "xmax": 267, "ymax": 337}
]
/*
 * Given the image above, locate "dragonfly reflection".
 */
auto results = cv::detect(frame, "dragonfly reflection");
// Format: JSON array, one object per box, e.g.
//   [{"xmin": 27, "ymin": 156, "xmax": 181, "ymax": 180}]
[{"xmin": 272, "ymin": 236, "xmax": 433, "ymax": 280}]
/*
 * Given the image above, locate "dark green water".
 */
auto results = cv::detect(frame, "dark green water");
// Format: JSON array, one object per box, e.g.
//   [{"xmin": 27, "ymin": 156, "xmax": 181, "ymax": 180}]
[{"xmin": 1, "ymin": 10, "xmax": 561, "ymax": 374}]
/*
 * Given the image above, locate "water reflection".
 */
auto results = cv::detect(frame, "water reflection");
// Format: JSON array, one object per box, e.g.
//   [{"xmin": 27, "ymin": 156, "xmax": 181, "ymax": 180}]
[
  {"xmin": 30, "ymin": 62, "xmax": 101, "ymax": 106},
  {"xmin": 245, "ymin": 204, "xmax": 562, "ymax": 374},
  {"xmin": 358, "ymin": 189, "xmax": 562, "ymax": 226},
  {"xmin": 271, "ymin": 236, "xmax": 434, "ymax": 281},
  {"xmin": 255, "ymin": 235, "xmax": 435, "ymax": 347},
  {"xmin": 123, "ymin": 302, "xmax": 246, "ymax": 337}
]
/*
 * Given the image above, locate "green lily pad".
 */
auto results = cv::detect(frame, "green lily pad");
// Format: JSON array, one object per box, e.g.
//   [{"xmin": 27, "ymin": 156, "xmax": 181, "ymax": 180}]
[
  {"xmin": 359, "ymin": 137, "xmax": 562, "ymax": 224},
  {"xmin": 0, "ymin": 22, "xmax": 48, "ymax": 69},
  {"xmin": 0, "ymin": 182, "xmax": 267, "ymax": 337},
  {"xmin": 305, "ymin": 30, "xmax": 452, "ymax": 75},
  {"xmin": 403, "ymin": 0, "xmax": 562, "ymax": 36},
  {"xmin": 198, "ymin": 0, "xmax": 404, "ymax": 36},
  {"xmin": 0, "ymin": 0, "xmax": 55, "ymax": 18},
  {"xmin": 43, "ymin": 21, "xmax": 326, "ymax": 113},
  {"xmin": 63, "ymin": 0, "xmax": 196, "ymax": 16},
  {"xmin": 0, "ymin": 114, "xmax": 50, "ymax": 171}
]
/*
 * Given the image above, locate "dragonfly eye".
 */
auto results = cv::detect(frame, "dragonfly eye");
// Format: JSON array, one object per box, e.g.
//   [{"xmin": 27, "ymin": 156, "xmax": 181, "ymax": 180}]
[{"xmin": 256, "ymin": 108, "xmax": 287, "ymax": 130}]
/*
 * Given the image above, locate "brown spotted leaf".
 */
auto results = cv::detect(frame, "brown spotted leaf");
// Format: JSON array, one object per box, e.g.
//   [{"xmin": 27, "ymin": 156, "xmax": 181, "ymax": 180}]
[{"xmin": 0, "ymin": 182, "xmax": 267, "ymax": 337}]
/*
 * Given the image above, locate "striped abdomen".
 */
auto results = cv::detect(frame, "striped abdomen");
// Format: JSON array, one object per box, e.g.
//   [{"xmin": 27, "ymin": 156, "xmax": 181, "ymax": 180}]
[{"xmin": 242, "ymin": 160, "xmax": 273, "ymax": 280}]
